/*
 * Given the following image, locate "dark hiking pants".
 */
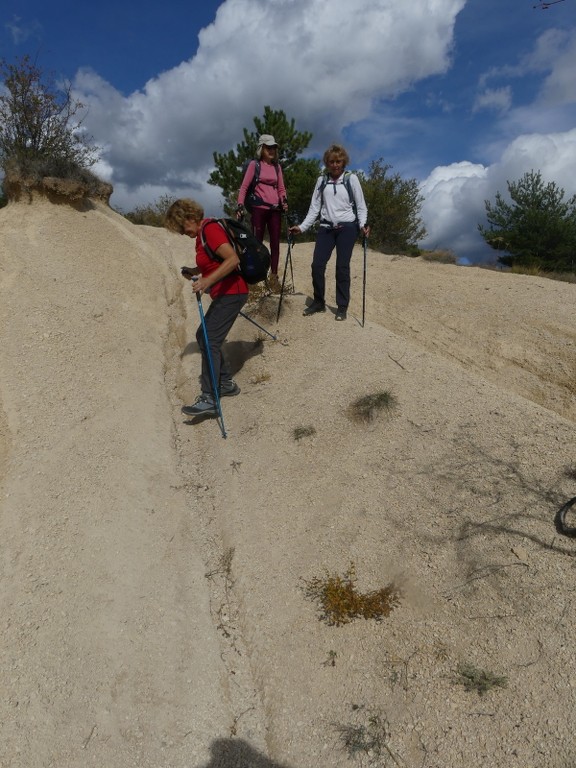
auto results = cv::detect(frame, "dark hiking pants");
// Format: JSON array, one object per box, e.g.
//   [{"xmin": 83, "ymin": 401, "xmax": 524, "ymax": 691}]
[
  {"xmin": 196, "ymin": 293, "xmax": 248, "ymax": 396},
  {"xmin": 311, "ymin": 222, "xmax": 359, "ymax": 310},
  {"xmin": 251, "ymin": 207, "xmax": 282, "ymax": 274}
]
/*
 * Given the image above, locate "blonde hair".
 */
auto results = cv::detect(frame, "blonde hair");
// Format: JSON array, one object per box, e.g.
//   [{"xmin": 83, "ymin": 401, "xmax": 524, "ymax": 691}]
[
  {"xmin": 164, "ymin": 198, "xmax": 204, "ymax": 233},
  {"xmin": 323, "ymin": 144, "xmax": 350, "ymax": 168}
]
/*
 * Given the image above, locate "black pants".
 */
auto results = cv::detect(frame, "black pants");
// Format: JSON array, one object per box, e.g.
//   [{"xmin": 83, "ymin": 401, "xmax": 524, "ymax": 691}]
[
  {"xmin": 311, "ymin": 222, "xmax": 359, "ymax": 310},
  {"xmin": 195, "ymin": 293, "xmax": 248, "ymax": 396}
]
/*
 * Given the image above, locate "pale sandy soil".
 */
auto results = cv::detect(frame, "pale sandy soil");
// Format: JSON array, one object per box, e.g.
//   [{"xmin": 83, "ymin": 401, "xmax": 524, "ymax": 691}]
[{"xmin": 1, "ymin": 198, "xmax": 575, "ymax": 768}]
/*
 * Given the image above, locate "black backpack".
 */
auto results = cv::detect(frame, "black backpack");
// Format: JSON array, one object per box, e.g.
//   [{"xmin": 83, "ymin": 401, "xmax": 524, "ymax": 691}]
[
  {"xmin": 200, "ymin": 218, "xmax": 271, "ymax": 284},
  {"xmin": 242, "ymin": 159, "xmax": 279, "ymax": 211}
]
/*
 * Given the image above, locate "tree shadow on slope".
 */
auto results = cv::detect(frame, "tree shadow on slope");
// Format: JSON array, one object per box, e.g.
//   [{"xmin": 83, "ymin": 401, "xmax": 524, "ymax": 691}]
[
  {"xmin": 374, "ymin": 424, "xmax": 576, "ymax": 600},
  {"xmin": 200, "ymin": 738, "xmax": 294, "ymax": 768},
  {"xmin": 414, "ymin": 428, "xmax": 575, "ymax": 557}
]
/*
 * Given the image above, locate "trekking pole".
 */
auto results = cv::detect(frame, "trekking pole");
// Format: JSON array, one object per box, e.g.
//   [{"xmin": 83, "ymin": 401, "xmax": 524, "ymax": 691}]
[
  {"xmin": 194, "ymin": 284, "xmax": 227, "ymax": 439},
  {"xmin": 239, "ymin": 310, "xmax": 277, "ymax": 340},
  {"xmin": 361, "ymin": 234, "xmax": 368, "ymax": 328},
  {"xmin": 276, "ymin": 215, "xmax": 296, "ymax": 323},
  {"xmin": 286, "ymin": 213, "xmax": 296, "ymax": 288}
]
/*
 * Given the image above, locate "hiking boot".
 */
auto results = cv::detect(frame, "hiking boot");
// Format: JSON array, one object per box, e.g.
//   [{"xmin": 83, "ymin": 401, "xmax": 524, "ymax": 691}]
[
  {"xmin": 335, "ymin": 307, "xmax": 347, "ymax": 321},
  {"xmin": 181, "ymin": 394, "xmax": 217, "ymax": 417},
  {"xmin": 220, "ymin": 379, "xmax": 241, "ymax": 397},
  {"xmin": 268, "ymin": 273, "xmax": 282, "ymax": 294},
  {"xmin": 303, "ymin": 301, "xmax": 326, "ymax": 316}
]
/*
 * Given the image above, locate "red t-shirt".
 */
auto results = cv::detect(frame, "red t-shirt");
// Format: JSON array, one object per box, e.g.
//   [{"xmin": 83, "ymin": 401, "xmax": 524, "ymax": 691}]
[{"xmin": 196, "ymin": 219, "xmax": 248, "ymax": 299}]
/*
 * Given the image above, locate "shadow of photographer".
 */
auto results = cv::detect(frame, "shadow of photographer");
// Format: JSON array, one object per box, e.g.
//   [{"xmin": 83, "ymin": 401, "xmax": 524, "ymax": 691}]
[{"xmin": 200, "ymin": 738, "xmax": 294, "ymax": 768}]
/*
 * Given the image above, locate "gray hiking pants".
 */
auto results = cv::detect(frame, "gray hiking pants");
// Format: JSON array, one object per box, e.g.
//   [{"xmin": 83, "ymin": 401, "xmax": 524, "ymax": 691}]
[{"xmin": 195, "ymin": 292, "xmax": 248, "ymax": 396}]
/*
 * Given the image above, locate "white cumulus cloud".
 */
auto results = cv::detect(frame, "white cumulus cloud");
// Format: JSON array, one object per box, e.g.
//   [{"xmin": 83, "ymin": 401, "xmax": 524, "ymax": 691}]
[
  {"xmin": 73, "ymin": 0, "xmax": 465, "ymax": 209},
  {"xmin": 419, "ymin": 129, "xmax": 576, "ymax": 262}
]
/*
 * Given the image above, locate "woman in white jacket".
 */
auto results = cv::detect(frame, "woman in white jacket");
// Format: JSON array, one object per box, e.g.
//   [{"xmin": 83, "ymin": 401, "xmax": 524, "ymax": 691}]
[{"xmin": 290, "ymin": 144, "xmax": 369, "ymax": 321}]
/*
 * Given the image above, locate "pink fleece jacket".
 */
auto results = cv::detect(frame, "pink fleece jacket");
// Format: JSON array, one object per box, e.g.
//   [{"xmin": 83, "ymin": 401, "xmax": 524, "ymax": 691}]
[{"xmin": 238, "ymin": 160, "xmax": 287, "ymax": 208}]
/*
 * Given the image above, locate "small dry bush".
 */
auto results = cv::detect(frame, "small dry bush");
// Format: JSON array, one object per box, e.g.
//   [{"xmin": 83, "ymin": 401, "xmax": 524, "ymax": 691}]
[
  {"xmin": 348, "ymin": 390, "xmax": 397, "ymax": 424},
  {"xmin": 303, "ymin": 563, "xmax": 401, "ymax": 626},
  {"xmin": 244, "ymin": 285, "xmax": 281, "ymax": 323},
  {"xmin": 250, "ymin": 371, "xmax": 271, "ymax": 384},
  {"xmin": 456, "ymin": 663, "xmax": 508, "ymax": 695},
  {"xmin": 509, "ymin": 265, "xmax": 576, "ymax": 283},
  {"xmin": 544, "ymin": 270, "xmax": 576, "ymax": 284},
  {"xmin": 124, "ymin": 194, "xmax": 176, "ymax": 226},
  {"xmin": 4, "ymin": 156, "xmax": 105, "ymax": 197},
  {"xmin": 293, "ymin": 425, "xmax": 316, "ymax": 441},
  {"xmin": 420, "ymin": 249, "xmax": 457, "ymax": 264},
  {"xmin": 335, "ymin": 707, "xmax": 395, "ymax": 762},
  {"xmin": 510, "ymin": 264, "xmax": 542, "ymax": 276}
]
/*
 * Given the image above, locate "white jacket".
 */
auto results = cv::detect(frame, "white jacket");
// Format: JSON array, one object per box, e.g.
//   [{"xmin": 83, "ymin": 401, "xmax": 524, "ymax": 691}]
[{"xmin": 299, "ymin": 171, "xmax": 368, "ymax": 232}]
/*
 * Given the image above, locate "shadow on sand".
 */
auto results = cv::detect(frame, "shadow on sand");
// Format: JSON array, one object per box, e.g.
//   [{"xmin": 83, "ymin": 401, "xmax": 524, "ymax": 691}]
[
  {"xmin": 182, "ymin": 338, "xmax": 264, "ymax": 378},
  {"xmin": 199, "ymin": 738, "xmax": 294, "ymax": 768}
]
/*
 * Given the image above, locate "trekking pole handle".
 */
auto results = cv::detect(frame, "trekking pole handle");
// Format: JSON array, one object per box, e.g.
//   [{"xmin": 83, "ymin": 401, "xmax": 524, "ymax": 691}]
[{"xmin": 190, "ymin": 275, "xmax": 207, "ymax": 298}]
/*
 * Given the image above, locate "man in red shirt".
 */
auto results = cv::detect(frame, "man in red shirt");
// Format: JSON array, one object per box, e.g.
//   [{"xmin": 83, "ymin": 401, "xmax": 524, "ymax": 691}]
[{"xmin": 164, "ymin": 199, "xmax": 249, "ymax": 418}]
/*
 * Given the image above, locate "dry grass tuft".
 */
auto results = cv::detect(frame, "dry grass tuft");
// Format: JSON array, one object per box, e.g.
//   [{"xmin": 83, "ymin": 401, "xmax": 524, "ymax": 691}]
[
  {"xmin": 334, "ymin": 706, "xmax": 399, "ymax": 763},
  {"xmin": 293, "ymin": 425, "xmax": 316, "ymax": 441},
  {"xmin": 250, "ymin": 371, "xmax": 271, "ymax": 384},
  {"xmin": 420, "ymin": 249, "xmax": 458, "ymax": 264},
  {"xmin": 303, "ymin": 563, "xmax": 401, "ymax": 626},
  {"xmin": 348, "ymin": 390, "xmax": 397, "ymax": 424},
  {"xmin": 456, "ymin": 663, "xmax": 508, "ymax": 695}
]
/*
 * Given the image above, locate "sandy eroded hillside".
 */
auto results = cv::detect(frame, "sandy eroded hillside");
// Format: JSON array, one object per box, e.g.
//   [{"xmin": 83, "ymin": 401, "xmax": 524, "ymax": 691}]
[{"xmin": 1, "ymin": 199, "xmax": 575, "ymax": 767}]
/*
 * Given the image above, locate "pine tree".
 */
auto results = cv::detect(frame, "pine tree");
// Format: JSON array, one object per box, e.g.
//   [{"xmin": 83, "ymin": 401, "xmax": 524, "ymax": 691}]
[
  {"xmin": 358, "ymin": 159, "xmax": 426, "ymax": 253},
  {"xmin": 208, "ymin": 106, "xmax": 316, "ymax": 217},
  {"xmin": 479, "ymin": 170, "xmax": 576, "ymax": 271}
]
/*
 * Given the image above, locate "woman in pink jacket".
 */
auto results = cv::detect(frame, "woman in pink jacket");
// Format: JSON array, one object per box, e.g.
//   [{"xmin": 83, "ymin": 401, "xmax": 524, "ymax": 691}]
[{"xmin": 237, "ymin": 134, "xmax": 288, "ymax": 293}]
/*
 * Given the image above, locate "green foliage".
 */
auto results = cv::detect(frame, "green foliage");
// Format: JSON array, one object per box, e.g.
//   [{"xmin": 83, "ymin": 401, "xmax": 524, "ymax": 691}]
[
  {"xmin": 208, "ymin": 105, "xmax": 317, "ymax": 218},
  {"xmin": 303, "ymin": 562, "xmax": 401, "ymax": 626},
  {"xmin": 0, "ymin": 56, "xmax": 97, "ymax": 178},
  {"xmin": 124, "ymin": 193, "xmax": 176, "ymax": 226},
  {"xmin": 456, "ymin": 663, "xmax": 508, "ymax": 695},
  {"xmin": 479, "ymin": 170, "xmax": 576, "ymax": 272},
  {"xmin": 358, "ymin": 159, "xmax": 426, "ymax": 253},
  {"xmin": 284, "ymin": 156, "xmax": 322, "ymax": 225}
]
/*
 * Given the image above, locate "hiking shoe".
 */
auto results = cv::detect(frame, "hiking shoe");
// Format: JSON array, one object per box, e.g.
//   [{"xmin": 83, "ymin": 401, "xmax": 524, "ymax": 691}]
[
  {"xmin": 181, "ymin": 394, "xmax": 217, "ymax": 417},
  {"xmin": 303, "ymin": 301, "xmax": 326, "ymax": 316},
  {"xmin": 335, "ymin": 308, "xmax": 347, "ymax": 321},
  {"xmin": 268, "ymin": 273, "xmax": 282, "ymax": 294},
  {"xmin": 220, "ymin": 379, "xmax": 241, "ymax": 397}
]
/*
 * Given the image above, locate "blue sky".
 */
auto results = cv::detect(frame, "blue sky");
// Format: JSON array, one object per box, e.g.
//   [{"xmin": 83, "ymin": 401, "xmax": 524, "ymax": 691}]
[{"xmin": 2, "ymin": 0, "xmax": 575, "ymax": 262}]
